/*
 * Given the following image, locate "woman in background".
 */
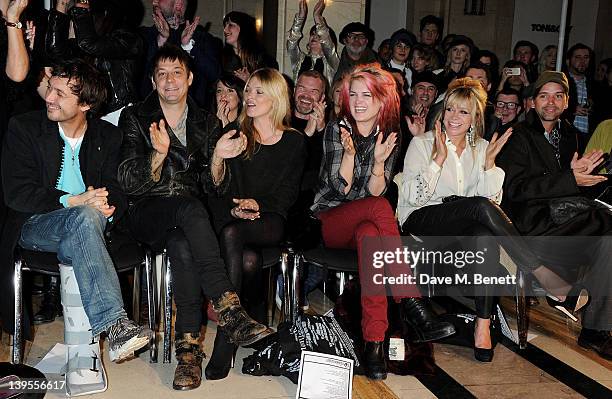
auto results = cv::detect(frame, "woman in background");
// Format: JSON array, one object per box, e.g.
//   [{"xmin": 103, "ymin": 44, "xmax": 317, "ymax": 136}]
[{"xmin": 222, "ymin": 11, "xmax": 278, "ymax": 82}]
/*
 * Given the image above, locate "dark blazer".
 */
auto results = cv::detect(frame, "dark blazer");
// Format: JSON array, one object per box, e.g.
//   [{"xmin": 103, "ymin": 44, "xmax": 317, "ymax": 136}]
[
  {"xmin": 0, "ymin": 110, "xmax": 127, "ymax": 335},
  {"xmin": 496, "ymin": 110, "xmax": 580, "ymax": 235},
  {"xmin": 118, "ymin": 92, "xmax": 216, "ymax": 202}
]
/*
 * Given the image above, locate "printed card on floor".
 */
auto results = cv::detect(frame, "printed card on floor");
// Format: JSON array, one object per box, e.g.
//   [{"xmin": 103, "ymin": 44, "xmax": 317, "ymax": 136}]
[{"xmin": 296, "ymin": 351, "xmax": 354, "ymax": 399}]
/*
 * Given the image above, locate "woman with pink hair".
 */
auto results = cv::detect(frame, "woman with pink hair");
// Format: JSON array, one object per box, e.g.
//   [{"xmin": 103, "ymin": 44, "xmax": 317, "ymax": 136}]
[{"xmin": 311, "ymin": 63, "xmax": 455, "ymax": 380}]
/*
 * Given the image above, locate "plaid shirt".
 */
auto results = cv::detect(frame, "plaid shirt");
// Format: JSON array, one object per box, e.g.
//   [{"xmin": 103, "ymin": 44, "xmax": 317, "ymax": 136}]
[
  {"xmin": 570, "ymin": 73, "xmax": 589, "ymax": 134},
  {"xmin": 311, "ymin": 118, "xmax": 398, "ymax": 213}
]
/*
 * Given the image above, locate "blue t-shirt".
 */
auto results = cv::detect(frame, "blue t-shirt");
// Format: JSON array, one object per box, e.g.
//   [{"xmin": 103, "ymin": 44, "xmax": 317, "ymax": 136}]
[{"xmin": 57, "ymin": 125, "xmax": 86, "ymax": 207}]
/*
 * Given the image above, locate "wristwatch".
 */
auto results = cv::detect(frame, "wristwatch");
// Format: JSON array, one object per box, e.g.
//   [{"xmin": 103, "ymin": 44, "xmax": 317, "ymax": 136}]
[{"xmin": 3, "ymin": 19, "xmax": 22, "ymax": 29}]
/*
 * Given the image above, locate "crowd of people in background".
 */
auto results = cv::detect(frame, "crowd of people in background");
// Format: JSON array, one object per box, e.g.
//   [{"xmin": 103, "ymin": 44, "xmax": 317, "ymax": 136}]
[{"xmin": 0, "ymin": 0, "xmax": 611, "ymax": 393}]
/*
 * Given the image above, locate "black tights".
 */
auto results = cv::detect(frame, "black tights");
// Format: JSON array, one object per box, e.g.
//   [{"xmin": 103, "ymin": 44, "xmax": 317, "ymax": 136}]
[{"xmin": 219, "ymin": 213, "xmax": 285, "ymax": 322}]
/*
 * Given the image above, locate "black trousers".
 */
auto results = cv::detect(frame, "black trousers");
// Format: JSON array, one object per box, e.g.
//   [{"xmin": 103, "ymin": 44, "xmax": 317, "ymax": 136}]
[
  {"xmin": 404, "ymin": 197, "xmax": 541, "ymax": 319},
  {"xmin": 128, "ymin": 195, "xmax": 234, "ymax": 334}
]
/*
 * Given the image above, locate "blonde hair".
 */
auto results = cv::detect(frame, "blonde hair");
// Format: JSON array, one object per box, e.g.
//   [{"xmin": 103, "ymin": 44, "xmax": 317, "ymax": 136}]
[
  {"xmin": 238, "ymin": 68, "xmax": 292, "ymax": 159},
  {"xmin": 440, "ymin": 77, "xmax": 487, "ymax": 140},
  {"xmin": 431, "ymin": 77, "xmax": 487, "ymax": 159}
]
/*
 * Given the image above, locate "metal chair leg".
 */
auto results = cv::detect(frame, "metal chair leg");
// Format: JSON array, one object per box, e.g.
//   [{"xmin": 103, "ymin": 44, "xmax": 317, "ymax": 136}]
[
  {"xmin": 162, "ymin": 251, "xmax": 173, "ymax": 363},
  {"xmin": 289, "ymin": 253, "xmax": 302, "ymax": 324},
  {"xmin": 338, "ymin": 272, "xmax": 346, "ymax": 296},
  {"xmin": 516, "ymin": 270, "xmax": 528, "ymax": 349},
  {"xmin": 267, "ymin": 267, "xmax": 276, "ymax": 326},
  {"xmin": 132, "ymin": 266, "xmax": 141, "ymax": 325},
  {"xmin": 12, "ymin": 259, "xmax": 23, "ymax": 364},
  {"xmin": 144, "ymin": 250, "xmax": 158, "ymax": 363},
  {"xmin": 280, "ymin": 250, "xmax": 291, "ymax": 323}
]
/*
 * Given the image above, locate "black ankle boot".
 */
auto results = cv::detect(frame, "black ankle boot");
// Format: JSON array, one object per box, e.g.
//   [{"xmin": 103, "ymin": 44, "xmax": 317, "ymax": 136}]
[
  {"xmin": 400, "ymin": 298, "xmax": 456, "ymax": 343},
  {"xmin": 33, "ymin": 276, "xmax": 62, "ymax": 325},
  {"xmin": 363, "ymin": 341, "xmax": 387, "ymax": 380},
  {"xmin": 205, "ymin": 329, "xmax": 237, "ymax": 380}
]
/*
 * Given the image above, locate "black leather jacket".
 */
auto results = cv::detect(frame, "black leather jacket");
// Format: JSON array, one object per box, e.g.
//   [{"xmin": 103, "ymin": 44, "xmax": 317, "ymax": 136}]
[
  {"xmin": 118, "ymin": 92, "xmax": 218, "ymax": 202},
  {"xmin": 46, "ymin": 8, "xmax": 142, "ymax": 113}
]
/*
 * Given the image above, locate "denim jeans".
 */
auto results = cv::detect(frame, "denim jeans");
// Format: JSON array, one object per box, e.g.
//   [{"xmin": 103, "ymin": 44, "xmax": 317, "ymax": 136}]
[{"xmin": 19, "ymin": 206, "xmax": 126, "ymax": 336}]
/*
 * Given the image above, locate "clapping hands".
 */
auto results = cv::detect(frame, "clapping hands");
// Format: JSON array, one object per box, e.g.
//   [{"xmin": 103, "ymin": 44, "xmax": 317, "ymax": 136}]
[
  {"xmin": 214, "ymin": 130, "xmax": 247, "ymax": 159},
  {"xmin": 484, "ymin": 128, "xmax": 513, "ymax": 170}
]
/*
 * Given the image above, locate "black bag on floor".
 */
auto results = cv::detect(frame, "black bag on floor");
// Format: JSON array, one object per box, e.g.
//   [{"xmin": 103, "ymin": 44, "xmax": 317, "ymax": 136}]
[{"xmin": 242, "ymin": 314, "xmax": 362, "ymax": 383}]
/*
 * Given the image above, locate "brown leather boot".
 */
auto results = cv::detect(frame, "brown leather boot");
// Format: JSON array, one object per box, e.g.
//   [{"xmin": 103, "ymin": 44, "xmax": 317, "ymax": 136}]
[
  {"xmin": 173, "ymin": 333, "xmax": 204, "ymax": 391},
  {"xmin": 211, "ymin": 291, "xmax": 273, "ymax": 347}
]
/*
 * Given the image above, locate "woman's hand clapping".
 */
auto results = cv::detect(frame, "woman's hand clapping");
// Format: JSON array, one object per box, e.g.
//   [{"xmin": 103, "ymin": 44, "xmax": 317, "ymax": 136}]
[
  {"xmin": 433, "ymin": 120, "xmax": 447, "ymax": 167},
  {"xmin": 213, "ymin": 130, "xmax": 247, "ymax": 160},
  {"xmin": 485, "ymin": 128, "xmax": 513, "ymax": 170},
  {"xmin": 373, "ymin": 131, "xmax": 398, "ymax": 164}
]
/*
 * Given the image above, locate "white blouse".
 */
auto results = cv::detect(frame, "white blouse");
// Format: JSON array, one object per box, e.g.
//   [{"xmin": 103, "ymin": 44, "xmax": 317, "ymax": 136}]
[{"xmin": 397, "ymin": 131, "xmax": 505, "ymax": 226}]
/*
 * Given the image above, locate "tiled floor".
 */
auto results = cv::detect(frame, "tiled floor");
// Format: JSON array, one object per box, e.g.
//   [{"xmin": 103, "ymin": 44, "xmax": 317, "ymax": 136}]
[{"xmin": 2, "ymin": 291, "xmax": 611, "ymax": 399}]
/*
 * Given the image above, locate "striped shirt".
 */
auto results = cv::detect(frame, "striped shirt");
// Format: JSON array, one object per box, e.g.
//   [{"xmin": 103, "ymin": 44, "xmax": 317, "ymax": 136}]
[{"xmin": 570, "ymin": 73, "xmax": 589, "ymax": 134}]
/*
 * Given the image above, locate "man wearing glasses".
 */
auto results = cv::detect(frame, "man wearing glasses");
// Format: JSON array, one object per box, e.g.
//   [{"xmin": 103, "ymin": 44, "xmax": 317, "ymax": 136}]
[
  {"xmin": 333, "ymin": 22, "xmax": 378, "ymax": 82},
  {"xmin": 493, "ymin": 88, "xmax": 523, "ymax": 132}
]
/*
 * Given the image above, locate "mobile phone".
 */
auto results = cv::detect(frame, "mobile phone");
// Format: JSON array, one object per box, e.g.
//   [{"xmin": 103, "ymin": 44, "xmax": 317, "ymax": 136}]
[
  {"xmin": 507, "ymin": 68, "xmax": 521, "ymax": 76},
  {"xmin": 240, "ymin": 208, "xmax": 258, "ymax": 214}
]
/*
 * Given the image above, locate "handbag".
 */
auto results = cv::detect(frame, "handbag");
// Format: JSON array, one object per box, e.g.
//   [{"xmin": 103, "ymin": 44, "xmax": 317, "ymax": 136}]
[{"xmin": 548, "ymin": 196, "xmax": 606, "ymax": 225}]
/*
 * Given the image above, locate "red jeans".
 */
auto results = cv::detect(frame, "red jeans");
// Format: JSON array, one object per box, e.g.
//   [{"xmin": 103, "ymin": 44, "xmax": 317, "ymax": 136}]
[{"xmin": 317, "ymin": 196, "xmax": 418, "ymax": 342}]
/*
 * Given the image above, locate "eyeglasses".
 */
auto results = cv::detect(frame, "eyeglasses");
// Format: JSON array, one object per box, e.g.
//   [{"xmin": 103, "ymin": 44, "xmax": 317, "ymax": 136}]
[
  {"xmin": 346, "ymin": 33, "xmax": 367, "ymax": 41},
  {"xmin": 495, "ymin": 101, "xmax": 519, "ymax": 110}
]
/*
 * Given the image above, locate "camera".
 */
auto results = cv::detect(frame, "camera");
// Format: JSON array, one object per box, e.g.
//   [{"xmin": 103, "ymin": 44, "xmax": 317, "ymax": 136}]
[{"xmin": 507, "ymin": 68, "xmax": 521, "ymax": 76}]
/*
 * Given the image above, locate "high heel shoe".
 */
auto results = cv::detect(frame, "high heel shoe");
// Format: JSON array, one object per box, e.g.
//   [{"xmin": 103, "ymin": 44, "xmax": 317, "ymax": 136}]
[
  {"xmin": 474, "ymin": 347, "xmax": 494, "ymax": 362},
  {"xmin": 205, "ymin": 329, "xmax": 237, "ymax": 380},
  {"xmin": 473, "ymin": 317, "xmax": 494, "ymax": 363},
  {"xmin": 545, "ymin": 285, "xmax": 589, "ymax": 322}
]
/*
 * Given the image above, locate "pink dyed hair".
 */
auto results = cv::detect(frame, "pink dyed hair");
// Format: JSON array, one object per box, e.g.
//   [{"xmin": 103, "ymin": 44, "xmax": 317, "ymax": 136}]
[{"xmin": 338, "ymin": 63, "xmax": 400, "ymax": 136}]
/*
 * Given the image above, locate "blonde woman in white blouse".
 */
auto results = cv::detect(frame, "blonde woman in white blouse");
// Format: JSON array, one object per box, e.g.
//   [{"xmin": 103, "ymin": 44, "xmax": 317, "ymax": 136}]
[{"xmin": 398, "ymin": 78, "xmax": 576, "ymax": 362}]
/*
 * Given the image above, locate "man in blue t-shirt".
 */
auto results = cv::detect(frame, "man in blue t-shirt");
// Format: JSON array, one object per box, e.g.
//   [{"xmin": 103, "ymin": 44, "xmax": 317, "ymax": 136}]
[{"xmin": 1, "ymin": 59, "xmax": 150, "ymax": 363}]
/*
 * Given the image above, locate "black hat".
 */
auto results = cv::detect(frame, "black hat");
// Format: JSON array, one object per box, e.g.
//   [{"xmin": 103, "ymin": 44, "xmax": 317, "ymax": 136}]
[
  {"xmin": 411, "ymin": 71, "xmax": 439, "ymax": 92},
  {"xmin": 390, "ymin": 29, "xmax": 417, "ymax": 48},
  {"xmin": 339, "ymin": 22, "xmax": 374, "ymax": 45},
  {"xmin": 445, "ymin": 35, "xmax": 475, "ymax": 55}
]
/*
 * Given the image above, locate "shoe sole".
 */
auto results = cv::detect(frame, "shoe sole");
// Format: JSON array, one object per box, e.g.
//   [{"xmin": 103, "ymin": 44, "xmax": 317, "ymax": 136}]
[
  {"xmin": 172, "ymin": 379, "xmax": 202, "ymax": 391},
  {"xmin": 546, "ymin": 289, "xmax": 589, "ymax": 322},
  {"xmin": 575, "ymin": 289, "xmax": 589, "ymax": 312},
  {"xmin": 109, "ymin": 335, "xmax": 151, "ymax": 362}
]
